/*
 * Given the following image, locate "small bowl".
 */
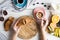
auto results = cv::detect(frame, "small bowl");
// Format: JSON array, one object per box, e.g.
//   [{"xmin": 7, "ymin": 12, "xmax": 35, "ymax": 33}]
[{"xmin": 12, "ymin": 0, "xmax": 28, "ymax": 11}]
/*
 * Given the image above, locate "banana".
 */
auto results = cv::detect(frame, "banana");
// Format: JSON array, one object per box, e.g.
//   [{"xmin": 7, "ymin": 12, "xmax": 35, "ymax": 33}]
[
  {"xmin": 54, "ymin": 28, "xmax": 59, "ymax": 37},
  {"xmin": 58, "ymin": 28, "xmax": 60, "ymax": 37}
]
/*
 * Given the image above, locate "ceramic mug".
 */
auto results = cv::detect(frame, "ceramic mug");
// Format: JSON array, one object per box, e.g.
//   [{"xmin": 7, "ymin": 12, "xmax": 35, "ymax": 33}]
[{"xmin": 12, "ymin": 0, "xmax": 33, "ymax": 11}]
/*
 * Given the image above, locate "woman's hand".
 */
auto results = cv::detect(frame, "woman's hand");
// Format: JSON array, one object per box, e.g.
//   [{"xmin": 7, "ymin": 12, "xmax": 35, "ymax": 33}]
[
  {"xmin": 39, "ymin": 19, "xmax": 49, "ymax": 40},
  {"xmin": 41, "ymin": 19, "xmax": 49, "ymax": 31},
  {"xmin": 10, "ymin": 20, "xmax": 21, "ymax": 40},
  {"xmin": 11, "ymin": 26, "xmax": 21, "ymax": 40}
]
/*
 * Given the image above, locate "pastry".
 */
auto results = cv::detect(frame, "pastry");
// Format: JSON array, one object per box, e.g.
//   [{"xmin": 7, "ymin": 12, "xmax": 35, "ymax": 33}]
[
  {"xmin": 4, "ymin": 16, "xmax": 15, "ymax": 31},
  {"xmin": 15, "ymin": 16, "xmax": 37, "ymax": 39}
]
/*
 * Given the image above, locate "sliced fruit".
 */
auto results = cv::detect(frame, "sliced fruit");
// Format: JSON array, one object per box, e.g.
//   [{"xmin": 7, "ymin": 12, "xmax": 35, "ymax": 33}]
[
  {"xmin": 58, "ymin": 28, "xmax": 60, "ymax": 37},
  {"xmin": 50, "ymin": 23, "xmax": 57, "ymax": 31},
  {"xmin": 52, "ymin": 15, "xmax": 59, "ymax": 23},
  {"xmin": 48, "ymin": 26, "xmax": 53, "ymax": 32},
  {"xmin": 54, "ymin": 28, "xmax": 59, "ymax": 37}
]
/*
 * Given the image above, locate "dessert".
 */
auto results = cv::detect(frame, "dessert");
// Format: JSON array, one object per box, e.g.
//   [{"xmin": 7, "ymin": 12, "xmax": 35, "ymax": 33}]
[
  {"xmin": 4, "ymin": 16, "xmax": 15, "ymax": 31},
  {"xmin": 15, "ymin": 16, "xmax": 38, "ymax": 39}
]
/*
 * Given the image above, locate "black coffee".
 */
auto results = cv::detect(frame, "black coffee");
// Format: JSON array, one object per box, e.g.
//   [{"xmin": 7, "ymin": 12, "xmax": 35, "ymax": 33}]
[{"xmin": 18, "ymin": 0, "xmax": 23, "ymax": 4}]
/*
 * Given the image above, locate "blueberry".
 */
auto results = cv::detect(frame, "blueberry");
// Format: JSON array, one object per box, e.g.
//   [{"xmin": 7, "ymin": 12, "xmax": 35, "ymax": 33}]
[
  {"xmin": 0, "ymin": 17, "xmax": 4, "ymax": 21},
  {"xmin": 44, "ymin": 5, "xmax": 46, "ymax": 7},
  {"xmin": 3, "ymin": 10, "xmax": 8, "ymax": 16},
  {"xmin": 48, "ymin": 5, "xmax": 51, "ymax": 8},
  {"xmin": 36, "ymin": 2, "xmax": 39, "ymax": 4},
  {"xmin": 41, "ymin": 3, "xmax": 44, "ymax": 5},
  {"xmin": 47, "ymin": 8, "xmax": 49, "ymax": 10},
  {"xmin": 33, "ymin": 4, "xmax": 35, "ymax": 5}
]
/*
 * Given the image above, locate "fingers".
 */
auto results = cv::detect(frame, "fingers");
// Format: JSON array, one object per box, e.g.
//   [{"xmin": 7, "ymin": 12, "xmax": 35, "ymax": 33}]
[
  {"xmin": 41, "ymin": 19, "xmax": 49, "ymax": 30},
  {"xmin": 41, "ymin": 19, "xmax": 44, "ymax": 27},
  {"xmin": 44, "ymin": 20, "xmax": 49, "ymax": 30}
]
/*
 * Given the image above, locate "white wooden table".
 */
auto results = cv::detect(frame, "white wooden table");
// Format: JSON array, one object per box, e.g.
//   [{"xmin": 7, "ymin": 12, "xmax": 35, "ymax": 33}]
[{"xmin": 0, "ymin": 0, "xmax": 60, "ymax": 40}]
